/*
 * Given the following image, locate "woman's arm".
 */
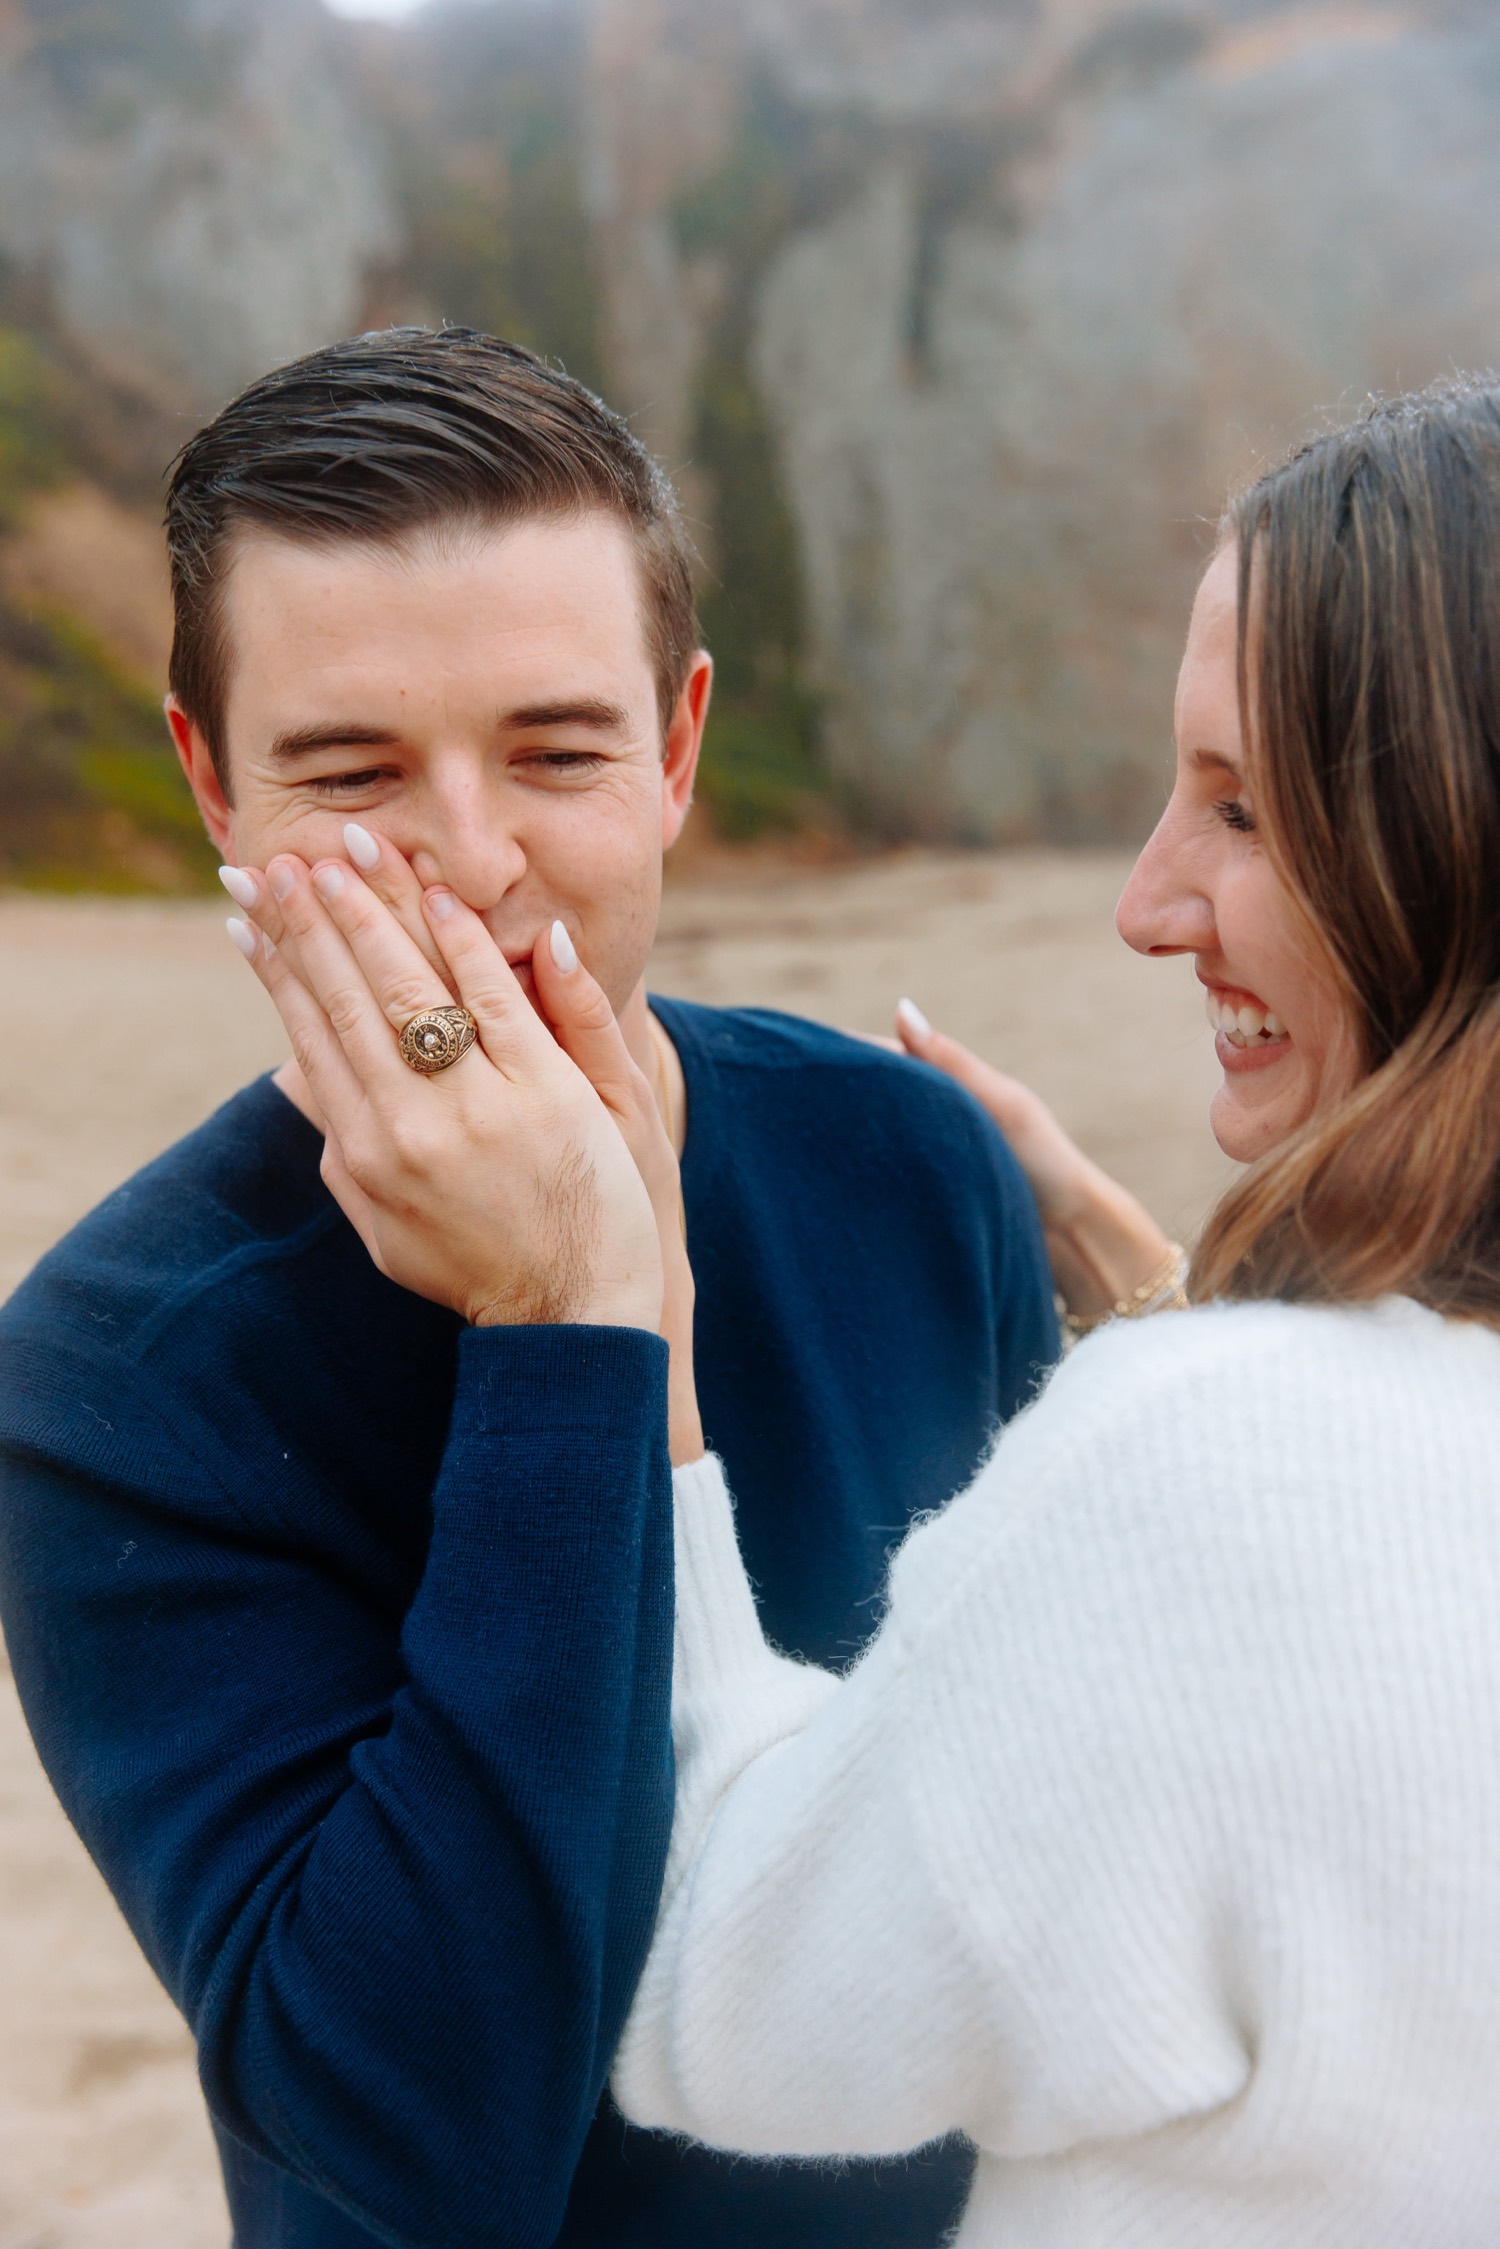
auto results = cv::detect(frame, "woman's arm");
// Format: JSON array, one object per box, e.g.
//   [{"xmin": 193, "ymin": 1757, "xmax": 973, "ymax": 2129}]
[
  {"xmin": 894, "ymin": 1003, "xmax": 1176, "ymax": 1323},
  {"xmin": 614, "ymin": 1326, "xmax": 1263, "ymax": 2162}
]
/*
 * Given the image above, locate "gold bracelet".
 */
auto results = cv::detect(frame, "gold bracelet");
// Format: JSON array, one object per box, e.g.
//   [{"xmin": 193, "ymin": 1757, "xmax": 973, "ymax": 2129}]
[{"xmin": 1062, "ymin": 1243, "xmax": 1189, "ymax": 1340}]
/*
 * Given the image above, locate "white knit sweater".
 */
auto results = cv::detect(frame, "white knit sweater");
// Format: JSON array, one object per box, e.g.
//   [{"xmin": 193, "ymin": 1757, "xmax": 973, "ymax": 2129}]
[{"xmin": 613, "ymin": 1298, "xmax": 1500, "ymax": 2245}]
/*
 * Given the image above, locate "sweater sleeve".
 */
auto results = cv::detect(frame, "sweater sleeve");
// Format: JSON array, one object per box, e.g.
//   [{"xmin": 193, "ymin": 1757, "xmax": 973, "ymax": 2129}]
[
  {"xmin": 613, "ymin": 1341, "xmax": 1269, "ymax": 2163},
  {"xmin": 0, "ymin": 1323, "xmax": 674, "ymax": 2249}
]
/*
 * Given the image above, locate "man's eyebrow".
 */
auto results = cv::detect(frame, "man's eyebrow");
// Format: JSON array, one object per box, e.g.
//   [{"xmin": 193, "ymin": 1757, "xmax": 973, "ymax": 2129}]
[
  {"xmin": 266, "ymin": 702, "xmax": 633, "ymax": 761},
  {"xmin": 269, "ymin": 723, "xmax": 403, "ymax": 763},
  {"xmin": 501, "ymin": 699, "xmax": 631, "ymax": 734}
]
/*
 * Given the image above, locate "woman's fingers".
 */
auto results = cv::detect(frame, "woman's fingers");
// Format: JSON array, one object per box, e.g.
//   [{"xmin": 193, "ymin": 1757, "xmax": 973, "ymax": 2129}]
[
  {"xmin": 532, "ymin": 918, "xmax": 684, "ymax": 1212},
  {"xmin": 225, "ymin": 914, "xmax": 364, "ymax": 1141},
  {"xmin": 221, "ymin": 829, "xmax": 451, "ymax": 998},
  {"xmin": 531, "ymin": 918, "xmax": 653, "ymax": 1118},
  {"xmin": 895, "ymin": 995, "xmax": 1176, "ymax": 1317},
  {"xmin": 419, "ymin": 888, "xmax": 564, "ymax": 1078},
  {"xmin": 220, "ymin": 859, "xmax": 277, "ymax": 931},
  {"xmin": 233, "ymin": 879, "xmax": 665, "ymax": 1334},
  {"xmin": 339, "ymin": 824, "xmax": 455, "ymax": 993},
  {"xmin": 897, "ymin": 997, "xmax": 1017, "ymax": 1118},
  {"xmin": 296, "ymin": 858, "xmax": 457, "ymax": 1035},
  {"xmin": 896, "ymin": 998, "xmax": 1063, "ymax": 1161},
  {"xmin": 530, "ymin": 922, "xmax": 695, "ymax": 1445},
  {"xmin": 895, "ymin": 996, "xmax": 1085, "ymax": 1209},
  {"xmin": 242, "ymin": 856, "xmax": 461, "ymax": 1095}
]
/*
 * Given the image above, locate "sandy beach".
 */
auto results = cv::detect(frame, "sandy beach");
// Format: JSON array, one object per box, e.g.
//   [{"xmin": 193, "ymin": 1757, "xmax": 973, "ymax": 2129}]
[{"xmin": 0, "ymin": 852, "xmax": 1233, "ymax": 2248}]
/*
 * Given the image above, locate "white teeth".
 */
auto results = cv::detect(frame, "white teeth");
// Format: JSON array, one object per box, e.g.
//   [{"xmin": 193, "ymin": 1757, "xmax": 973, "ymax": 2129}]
[{"xmin": 1205, "ymin": 990, "xmax": 1288, "ymax": 1042}]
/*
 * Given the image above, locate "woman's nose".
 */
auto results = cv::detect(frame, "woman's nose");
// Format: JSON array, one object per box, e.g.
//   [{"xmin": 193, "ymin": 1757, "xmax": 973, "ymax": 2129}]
[{"xmin": 1115, "ymin": 806, "xmax": 1216, "ymax": 958}]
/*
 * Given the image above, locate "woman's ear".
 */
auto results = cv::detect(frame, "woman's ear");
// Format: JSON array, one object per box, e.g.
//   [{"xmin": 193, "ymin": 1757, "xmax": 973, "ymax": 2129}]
[
  {"xmin": 166, "ymin": 696, "xmax": 235, "ymax": 859},
  {"xmin": 661, "ymin": 652, "xmax": 713, "ymax": 850}
]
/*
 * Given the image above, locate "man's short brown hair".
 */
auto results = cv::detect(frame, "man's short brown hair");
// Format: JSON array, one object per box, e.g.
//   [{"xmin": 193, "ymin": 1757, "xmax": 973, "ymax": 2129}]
[{"xmin": 165, "ymin": 327, "xmax": 700, "ymax": 789}]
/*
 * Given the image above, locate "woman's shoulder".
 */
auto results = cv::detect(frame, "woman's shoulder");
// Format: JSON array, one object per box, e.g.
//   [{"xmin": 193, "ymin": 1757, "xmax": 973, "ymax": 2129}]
[
  {"xmin": 887, "ymin": 1295, "xmax": 1500, "ymax": 1628},
  {"xmin": 1054, "ymin": 1291, "xmax": 1496, "ymax": 1415}
]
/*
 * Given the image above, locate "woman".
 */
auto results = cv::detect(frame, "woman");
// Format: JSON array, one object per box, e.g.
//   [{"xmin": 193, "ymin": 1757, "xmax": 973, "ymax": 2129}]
[{"xmin": 234, "ymin": 377, "xmax": 1500, "ymax": 2240}]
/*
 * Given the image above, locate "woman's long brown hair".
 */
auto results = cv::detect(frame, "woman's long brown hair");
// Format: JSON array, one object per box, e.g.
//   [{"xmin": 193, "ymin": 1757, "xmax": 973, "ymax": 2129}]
[{"xmin": 1191, "ymin": 377, "xmax": 1500, "ymax": 1320}]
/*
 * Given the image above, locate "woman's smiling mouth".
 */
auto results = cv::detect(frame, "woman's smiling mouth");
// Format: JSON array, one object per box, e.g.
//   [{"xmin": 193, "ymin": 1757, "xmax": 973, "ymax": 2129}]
[{"xmin": 1204, "ymin": 983, "xmax": 1291, "ymax": 1072}]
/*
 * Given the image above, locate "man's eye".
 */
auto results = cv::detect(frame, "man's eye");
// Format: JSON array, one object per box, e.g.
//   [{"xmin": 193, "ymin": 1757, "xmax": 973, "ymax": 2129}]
[
  {"xmin": 306, "ymin": 768, "xmax": 394, "ymax": 797},
  {"xmin": 523, "ymin": 751, "xmax": 605, "ymax": 775},
  {"xmin": 1213, "ymin": 796, "xmax": 1257, "ymax": 834}
]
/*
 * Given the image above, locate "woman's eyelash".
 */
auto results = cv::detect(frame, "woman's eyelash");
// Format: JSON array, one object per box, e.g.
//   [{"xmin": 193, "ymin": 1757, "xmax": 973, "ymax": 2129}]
[{"xmin": 1214, "ymin": 797, "xmax": 1257, "ymax": 834}]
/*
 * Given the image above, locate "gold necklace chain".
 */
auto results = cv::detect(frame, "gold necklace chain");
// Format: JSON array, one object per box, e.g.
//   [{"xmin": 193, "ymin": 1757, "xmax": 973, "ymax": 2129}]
[
  {"xmin": 646, "ymin": 1009, "xmax": 687, "ymax": 1158},
  {"xmin": 645, "ymin": 1010, "xmax": 689, "ymax": 1245}
]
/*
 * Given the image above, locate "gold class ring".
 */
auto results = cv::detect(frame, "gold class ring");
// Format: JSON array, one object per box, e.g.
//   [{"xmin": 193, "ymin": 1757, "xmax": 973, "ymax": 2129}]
[{"xmin": 397, "ymin": 1005, "xmax": 478, "ymax": 1075}]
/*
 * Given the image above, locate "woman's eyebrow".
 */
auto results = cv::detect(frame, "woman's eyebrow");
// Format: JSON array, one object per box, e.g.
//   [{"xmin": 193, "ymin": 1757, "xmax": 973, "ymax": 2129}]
[
  {"xmin": 1189, "ymin": 747, "xmax": 1245, "ymax": 783},
  {"xmin": 269, "ymin": 722, "xmax": 402, "ymax": 763}
]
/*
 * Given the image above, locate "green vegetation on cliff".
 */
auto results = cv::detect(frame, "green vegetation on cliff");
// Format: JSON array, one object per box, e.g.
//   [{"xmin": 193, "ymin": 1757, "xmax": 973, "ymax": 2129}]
[
  {"xmin": 0, "ymin": 602, "xmax": 213, "ymax": 891},
  {"xmin": 672, "ymin": 91, "xmax": 827, "ymax": 837},
  {"xmin": 0, "ymin": 321, "xmax": 213, "ymax": 890},
  {"xmin": 375, "ymin": 20, "xmax": 829, "ymax": 839},
  {"xmin": 378, "ymin": 8, "xmax": 607, "ymax": 393},
  {"xmin": 0, "ymin": 5, "xmax": 838, "ymax": 884}
]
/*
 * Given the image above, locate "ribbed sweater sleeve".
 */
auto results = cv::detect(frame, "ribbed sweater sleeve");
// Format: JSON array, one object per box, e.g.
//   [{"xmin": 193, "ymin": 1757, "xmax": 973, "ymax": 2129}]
[
  {"xmin": 1, "ymin": 1323, "xmax": 674, "ymax": 2249},
  {"xmin": 615, "ymin": 1301, "xmax": 1500, "ymax": 2182},
  {"xmin": 615, "ymin": 1448, "xmax": 1021, "ymax": 2158}
]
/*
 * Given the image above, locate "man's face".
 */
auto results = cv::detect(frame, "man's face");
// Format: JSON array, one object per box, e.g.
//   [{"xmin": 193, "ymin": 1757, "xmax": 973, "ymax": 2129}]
[{"xmin": 174, "ymin": 511, "xmax": 709, "ymax": 1015}]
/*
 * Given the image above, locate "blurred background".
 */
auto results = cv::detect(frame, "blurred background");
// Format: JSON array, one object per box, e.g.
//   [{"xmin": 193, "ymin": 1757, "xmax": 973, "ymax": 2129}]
[
  {"xmin": 3, "ymin": 0, "xmax": 1500, "ymax": 2241},
  {"xmin": 4, "ymin": 0, "xmax": 1500, "ymax": 877}
]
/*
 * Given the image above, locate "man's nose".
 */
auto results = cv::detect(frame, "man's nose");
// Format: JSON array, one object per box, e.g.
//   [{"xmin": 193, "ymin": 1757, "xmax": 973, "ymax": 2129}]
[
  {"xmin": 409, "ymin": 790, "xmax": 527, "ymax": 911},
  {"xmin": 1115, "ymin": 804, "xmax": 1216, "ymax": 958}
]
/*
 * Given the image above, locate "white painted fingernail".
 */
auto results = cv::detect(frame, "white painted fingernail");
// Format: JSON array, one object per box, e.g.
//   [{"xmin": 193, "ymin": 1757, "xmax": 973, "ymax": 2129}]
[
  {"xmin": 218, "ymin": 865, "xmax": 258, "ymax": 908},
  {"xmin": 550, "ymin": 918, "xmax": 579, "ymax": 974},
  {"xmin": 343, "ymin": 822, "xmax": 381, "ymax": 871},
  {"xmin": 225, "ymin": 917, "xmax": 258, "ymax": 961},
  {"xmin": 269, "ymin": 861, "xmax": 295, "ymax": 902},
  {"xmin": 312, "ymin": 863, "xmax": 345, "ymax": 901},
  {"xmin": 261, "ymin": 931, "xmax": 278, "ymax": 960},
  {"xmin": 897, "ymin": 998, "xmax": 931, "ymax": 1040}
]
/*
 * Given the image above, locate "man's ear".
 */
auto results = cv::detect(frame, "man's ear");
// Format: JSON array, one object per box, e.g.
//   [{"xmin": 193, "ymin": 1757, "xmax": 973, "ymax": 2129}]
[
  {"xmin": 662, "ymin": 651, "xmax": 713, "ymax": 852},
  {"xmin": 165, "ymin": 696, "xmax": 235, "ymax": 860}
]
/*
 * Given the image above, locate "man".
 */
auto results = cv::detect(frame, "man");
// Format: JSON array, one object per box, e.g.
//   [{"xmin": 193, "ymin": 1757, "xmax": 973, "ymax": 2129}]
[{"xmin": 0, "ymin": 329, "xmax": 1057, "ymax": 2248}]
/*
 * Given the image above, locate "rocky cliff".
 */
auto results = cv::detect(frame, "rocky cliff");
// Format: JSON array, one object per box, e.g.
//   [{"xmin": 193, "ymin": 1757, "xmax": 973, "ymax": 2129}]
[
  {"xmin": 7, "ymin": 0, "xmax": 1500, "ymax": 870},
  {"xmin": 584, "ymin": 0, "xmax": 1500, "ymax": 838},
  {"xmin": 0, "ymin": 0, "xmax": 396, "ymax": 413}
]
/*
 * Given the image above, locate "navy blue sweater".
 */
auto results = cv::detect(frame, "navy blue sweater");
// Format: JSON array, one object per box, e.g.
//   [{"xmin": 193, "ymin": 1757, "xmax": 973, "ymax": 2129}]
[{"xmin": 0, "ymin": 998, "xmax": 1057, "ymax": 2249}]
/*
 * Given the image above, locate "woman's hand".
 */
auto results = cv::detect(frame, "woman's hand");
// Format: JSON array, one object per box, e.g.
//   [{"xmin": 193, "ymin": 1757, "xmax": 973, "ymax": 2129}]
[
  {"xmin": 527, "ymin": 927, "xmax": 704, "ymax": 1467},
  {"xmin": 226, "ymin": 854, "xmax": 662, "ymax": 1334},
  {"xmin": 894, "ymin": 999, "xmax": 1175, "ymax": 1322}
]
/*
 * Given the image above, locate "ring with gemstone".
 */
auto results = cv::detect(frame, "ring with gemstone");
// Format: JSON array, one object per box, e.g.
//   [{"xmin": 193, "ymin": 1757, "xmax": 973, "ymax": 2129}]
[{"xmin": 397, "ymin": 1005, "xmax": 478, "ymax": 1075}]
